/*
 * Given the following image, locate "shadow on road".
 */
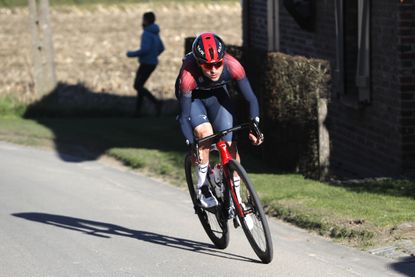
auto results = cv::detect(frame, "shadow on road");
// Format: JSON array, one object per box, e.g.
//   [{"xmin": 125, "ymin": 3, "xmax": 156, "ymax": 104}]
[
  {"xmin": 390, "ymin": 256, "xmax": 415, "ymax": 277},
  {"xmin": 12, "ymin": 212, "xmax": 258, "ymax": 263},
  {"xmin": 22, "ymin": 82, "xmax": 183, "ymax": 163}
]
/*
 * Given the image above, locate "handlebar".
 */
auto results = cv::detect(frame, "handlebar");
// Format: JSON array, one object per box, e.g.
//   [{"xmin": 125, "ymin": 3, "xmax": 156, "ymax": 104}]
[
  {"xmin": 194, "ymin": 122, "xmax": 250, "ymax": 146},
  {"xmin": 191, "ymin": 122, "xmax": 263, "ymax": 162}
]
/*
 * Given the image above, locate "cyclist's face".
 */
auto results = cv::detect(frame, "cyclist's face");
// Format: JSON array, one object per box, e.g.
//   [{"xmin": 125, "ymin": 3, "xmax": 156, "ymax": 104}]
[{"xmin": 199, "ymin": 61, "xmax": 224, "ymax": 81}]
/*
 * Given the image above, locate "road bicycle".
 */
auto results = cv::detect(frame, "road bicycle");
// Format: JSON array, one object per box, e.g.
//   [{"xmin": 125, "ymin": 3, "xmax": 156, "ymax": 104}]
[{"xmin": 184, "ymin": 122, "xmax": 273, "ymax": 263}]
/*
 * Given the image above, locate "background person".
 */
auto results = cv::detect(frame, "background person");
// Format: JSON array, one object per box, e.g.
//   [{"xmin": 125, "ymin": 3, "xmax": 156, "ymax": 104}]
[{"xmin": 127, "ymin": 11, "xmax": 164, "ymax": 116}]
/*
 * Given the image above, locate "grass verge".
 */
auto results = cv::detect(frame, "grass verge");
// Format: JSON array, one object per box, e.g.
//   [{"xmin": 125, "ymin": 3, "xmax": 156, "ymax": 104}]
[
  {"xmin": 0, "ymin": 96, "xmax": 27, "ymax": 118},
  {"xmin": 0, "ymin": 114, "xmax": 414, "ymax": 250}
]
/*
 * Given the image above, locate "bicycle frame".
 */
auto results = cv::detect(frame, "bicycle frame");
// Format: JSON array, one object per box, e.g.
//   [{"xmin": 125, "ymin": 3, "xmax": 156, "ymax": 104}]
[{"xmin": 216, "ymin": 140, "xmax": 245, "ymax": 219}]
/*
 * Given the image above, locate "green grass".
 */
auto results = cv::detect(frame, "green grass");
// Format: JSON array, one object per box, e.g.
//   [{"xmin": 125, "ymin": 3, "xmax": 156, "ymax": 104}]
[
  {"xmin": 108, "ymin": 148, "xmax": 185, "ymax": 184},
  {"xmin": 0, "ymin": 111, "xmax": 414, "ymax": 249},
  {"xmin": 0, "ymin": 0, "xmax": 237, "ymax": 8},
  {"xmin": 252, "ymin": 174, "xmax": 415, "ymax": 247},
  {"xmin": 0, "ymin": 96, "xmax": 27, "ymax": 118}
]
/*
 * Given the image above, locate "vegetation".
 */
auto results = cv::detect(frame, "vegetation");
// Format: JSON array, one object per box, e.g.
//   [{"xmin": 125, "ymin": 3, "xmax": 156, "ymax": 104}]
[{"xmin": 0, "ymin": 96, "xmax": 27, "ymax": 118}]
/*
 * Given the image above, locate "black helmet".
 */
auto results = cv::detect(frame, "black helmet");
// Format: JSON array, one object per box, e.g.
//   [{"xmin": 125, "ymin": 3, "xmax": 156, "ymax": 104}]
[{"xmin": 192, "ymin": 33, "xmax": 226, "ymax": 64}]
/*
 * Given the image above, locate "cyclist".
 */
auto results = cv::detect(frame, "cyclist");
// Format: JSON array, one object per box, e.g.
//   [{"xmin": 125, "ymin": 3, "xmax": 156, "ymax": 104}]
[{"xmin": 176, "ymin": 33, "xmax": 263, "ymax": 209}]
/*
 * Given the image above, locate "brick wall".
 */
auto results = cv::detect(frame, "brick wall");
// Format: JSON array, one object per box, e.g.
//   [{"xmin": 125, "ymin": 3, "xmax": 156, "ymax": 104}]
[
  {"xmin": 279, "ymin": 1, "xmax": 336, "ymax": 61},
  {"xmin": 281, "ymin": 0, "xmax": 404, "ymax": 177},
  {"xmin": 244, "ymin": 0, "xmax": 269, "ymax": 51},
  {"xmin": 399, "ymin": 0, "xmax": 415, "ymax": 175},
  {"xmin": 245, "ymin": 0, "xmax": 415, "ymax": 177}
]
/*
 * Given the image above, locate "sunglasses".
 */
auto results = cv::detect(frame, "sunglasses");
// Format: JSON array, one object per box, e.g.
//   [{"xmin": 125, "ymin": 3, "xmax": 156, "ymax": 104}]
[{"xmin": 200, "ymin": 61, "xmax": 223, "ymax": 70}]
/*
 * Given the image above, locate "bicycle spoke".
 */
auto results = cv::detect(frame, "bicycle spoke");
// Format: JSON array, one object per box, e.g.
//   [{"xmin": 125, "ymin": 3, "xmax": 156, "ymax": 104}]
[
  {"xmin": 241, "ymin": 203, "xmax": 267, "ymax": 251},
  {"xmin": 228, "ymin": 159, "xmax": 273, "ymax": 263},
  {"xmin": 184, "ymin": 154, "xmax": 229, "ymax": 249}
]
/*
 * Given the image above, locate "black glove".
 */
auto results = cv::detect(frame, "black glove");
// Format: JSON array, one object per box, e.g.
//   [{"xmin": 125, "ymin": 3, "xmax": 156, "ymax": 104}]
[{"xmin": 250, "ymin": 118, "xmax": 264, "ymax": 143}]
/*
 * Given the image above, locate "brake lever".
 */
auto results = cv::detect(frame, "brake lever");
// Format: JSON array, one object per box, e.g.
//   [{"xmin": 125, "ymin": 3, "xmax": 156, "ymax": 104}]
[
  {"xmin": 194, "ymin": 142, "xmax": 201, "ymax": 164},
  {"xmin": 251, "ymin": 122, "xmax": 264, "ymax": 142}
]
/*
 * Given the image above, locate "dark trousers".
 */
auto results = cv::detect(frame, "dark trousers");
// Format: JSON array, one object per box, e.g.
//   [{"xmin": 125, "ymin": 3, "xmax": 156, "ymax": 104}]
[{"xmin": 133, "ymin": 64, "xmax": 159, "ymax": 113}]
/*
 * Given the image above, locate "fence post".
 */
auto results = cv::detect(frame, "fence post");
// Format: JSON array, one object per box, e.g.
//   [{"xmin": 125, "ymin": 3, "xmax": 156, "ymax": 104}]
[
  {"xmin": 28, "ymin": 0, "xmax": 56, "ymax": 97},
  {"xmin": 318, "ymin": 98, "xmax": 330, "ymax": 179}
]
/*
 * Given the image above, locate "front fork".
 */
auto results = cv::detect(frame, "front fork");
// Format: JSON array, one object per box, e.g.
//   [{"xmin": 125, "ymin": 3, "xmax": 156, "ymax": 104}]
[{"xmin": 223, "ymin": 166, "xmax": 245, "ymax": 218}]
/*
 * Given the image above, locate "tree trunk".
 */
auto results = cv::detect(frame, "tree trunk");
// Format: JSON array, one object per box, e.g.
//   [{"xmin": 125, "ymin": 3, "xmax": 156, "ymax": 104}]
[{"xmin": 28, "ymin": 0, "xmax": 56, "ymax": 97}]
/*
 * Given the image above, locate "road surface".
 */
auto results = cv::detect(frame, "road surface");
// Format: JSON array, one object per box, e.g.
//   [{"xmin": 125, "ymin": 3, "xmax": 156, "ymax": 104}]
[{"xmin": 0, "ymin": 141, "xmax": 413, "ymax": 276}]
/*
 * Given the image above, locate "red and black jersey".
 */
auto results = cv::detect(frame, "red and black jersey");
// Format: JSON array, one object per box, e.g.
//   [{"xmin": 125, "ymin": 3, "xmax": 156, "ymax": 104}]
[
  {"xmin": 175, "ymin": 52, "xmax": 259, "ymax": 144},
  {"xmin": 176, "ymin": 52, "xmax": 246, "ymax": 96}
]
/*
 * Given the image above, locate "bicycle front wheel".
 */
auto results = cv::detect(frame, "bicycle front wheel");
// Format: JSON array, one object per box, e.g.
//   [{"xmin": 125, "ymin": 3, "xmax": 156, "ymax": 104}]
[
  {"xmin": 228, "ymin": 159, "xmax": 273, "ymax": 263},
  {"xmin": 184, "ymin": 154, "xmax": 229, "ymax": 249}
]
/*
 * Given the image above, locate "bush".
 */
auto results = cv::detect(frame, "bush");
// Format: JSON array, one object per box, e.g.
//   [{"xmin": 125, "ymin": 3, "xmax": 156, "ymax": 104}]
[
  {"xmin": 253, "ymin": 50, "xmax": 330, "ymax": 178},
  {"xmin": 263, "ymin": 52, "xmax": 330, "ymax": 122},
  {"xmin": 231, "ymin": 49, "xmax": 331, "ymax": 178}
]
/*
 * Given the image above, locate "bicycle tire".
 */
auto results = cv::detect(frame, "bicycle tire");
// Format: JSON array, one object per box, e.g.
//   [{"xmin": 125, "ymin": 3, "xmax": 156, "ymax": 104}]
[
  {"xmin": 184, "ymin": 154, "xmax": 229, "ymax": 249},
  {"xmin": 228, "ymin": 159, "xmax": 273, "ymax": 263}
]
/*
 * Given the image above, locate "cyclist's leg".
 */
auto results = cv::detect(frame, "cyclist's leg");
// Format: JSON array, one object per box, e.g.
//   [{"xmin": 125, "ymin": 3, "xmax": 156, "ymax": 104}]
[
  {"xmin": 190, "ymin": 98, "xmax": 218, "ymax": 207},
  {"xmin": 190, "ymin": 98, "xmax": 213, "ymax": 161},
  {"xmin": 193, "ymin": 124, "xmax": 213, "ymax": 164}
]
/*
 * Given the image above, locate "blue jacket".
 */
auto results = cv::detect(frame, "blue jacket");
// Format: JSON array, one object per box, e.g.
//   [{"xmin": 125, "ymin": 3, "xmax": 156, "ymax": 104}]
[{"xmin": 127, "ymin": 24, "xmax": 165, "ymax": 65}]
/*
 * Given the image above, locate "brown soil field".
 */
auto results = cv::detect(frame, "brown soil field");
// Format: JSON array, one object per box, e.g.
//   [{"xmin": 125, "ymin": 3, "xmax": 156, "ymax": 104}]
[{"xmin": 0, "ymin": 3, "xmax": 241, "ymax": 102}]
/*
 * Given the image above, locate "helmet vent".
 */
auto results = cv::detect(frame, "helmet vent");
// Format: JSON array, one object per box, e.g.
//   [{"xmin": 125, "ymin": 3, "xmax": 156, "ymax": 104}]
[
  {"xmin": 209, "ymin": 48, "xmax": 214, "ymax": 61},
  {"xmin": 192, "ymin": 33, "xmax": 225, "ymax": 63}
]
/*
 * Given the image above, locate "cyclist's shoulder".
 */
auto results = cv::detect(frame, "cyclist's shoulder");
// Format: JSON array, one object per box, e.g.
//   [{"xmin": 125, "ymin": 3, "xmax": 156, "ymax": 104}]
[
  {"xmin": 224, "ymin": 52, "xmax": 239, "ymax": 62},
  {"xmin": 180, "ymin": 53, "xmax": 200, "ymax": 79},
  {"xmin": 179, "ymin": 53, "xmax": 198, "ymax": 92},
  {"xmin": 224, "ymin": 52, "xmax": 245, "ymax": 80}
]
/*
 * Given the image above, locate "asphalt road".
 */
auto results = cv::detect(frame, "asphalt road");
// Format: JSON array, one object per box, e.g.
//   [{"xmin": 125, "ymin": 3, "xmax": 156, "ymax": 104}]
[{"xmin": 0, "ymin": 141, "xmax": 413, "ymax": 277}]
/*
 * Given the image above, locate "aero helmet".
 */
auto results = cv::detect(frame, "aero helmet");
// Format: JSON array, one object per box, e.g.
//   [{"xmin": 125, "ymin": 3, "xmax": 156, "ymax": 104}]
[{"xmin": 192, "ymin": 33, "xmax": 226, "ymax": 64}]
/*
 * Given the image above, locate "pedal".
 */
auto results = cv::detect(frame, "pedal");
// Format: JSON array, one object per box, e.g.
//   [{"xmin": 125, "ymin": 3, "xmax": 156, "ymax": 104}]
[{"xmin": 196, "ymin": 200, "xmax": 219, "ymax": 213}]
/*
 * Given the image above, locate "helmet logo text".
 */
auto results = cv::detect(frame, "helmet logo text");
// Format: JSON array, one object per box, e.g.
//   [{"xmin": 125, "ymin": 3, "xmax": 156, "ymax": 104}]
[{"xmin": 197, "ymin": 45, "xmax": 204, "ymax": 56}]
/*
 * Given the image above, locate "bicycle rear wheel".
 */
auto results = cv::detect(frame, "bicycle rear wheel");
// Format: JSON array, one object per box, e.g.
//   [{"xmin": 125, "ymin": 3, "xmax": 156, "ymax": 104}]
[
  {"xmin": 228, "ymin": 159, "xmax": 273, "ymax": 263},
  {"xmin": 184, "ymin": 154, "xmax": 229, "ymax": 249}
]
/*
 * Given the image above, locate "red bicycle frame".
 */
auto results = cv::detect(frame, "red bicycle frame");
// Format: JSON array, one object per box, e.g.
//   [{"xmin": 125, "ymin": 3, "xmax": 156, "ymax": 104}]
[
  {"xmin": 216, "ymin": 140, "xmax": 245, "ymax": 218},
  {"xmin": 194, "ymin": 122, "xmax": 262, "ymax": 218}
]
